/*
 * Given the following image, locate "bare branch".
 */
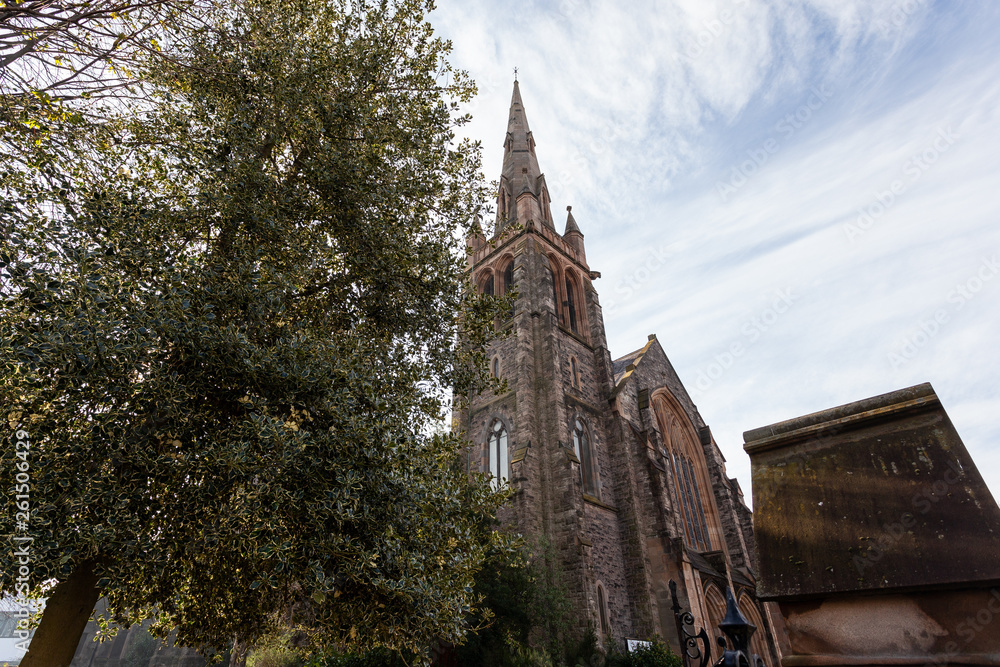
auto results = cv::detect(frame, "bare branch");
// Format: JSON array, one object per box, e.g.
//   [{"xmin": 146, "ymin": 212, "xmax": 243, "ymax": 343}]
[{"xmin": 0, "ymin": 0, "xmax": 215, "ymax": 102}]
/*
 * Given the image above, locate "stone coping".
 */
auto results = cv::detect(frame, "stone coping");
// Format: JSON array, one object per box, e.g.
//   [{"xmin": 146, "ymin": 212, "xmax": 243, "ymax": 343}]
[{"xmin": 743, "ymin": 382, "xmax": 938, "ymax": 452}]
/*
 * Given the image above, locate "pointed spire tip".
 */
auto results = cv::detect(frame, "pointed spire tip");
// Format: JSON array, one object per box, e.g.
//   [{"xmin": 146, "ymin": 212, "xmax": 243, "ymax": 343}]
[{"xmin": 564, "ymin": 205, "xmax": 581, "ymax": 235}]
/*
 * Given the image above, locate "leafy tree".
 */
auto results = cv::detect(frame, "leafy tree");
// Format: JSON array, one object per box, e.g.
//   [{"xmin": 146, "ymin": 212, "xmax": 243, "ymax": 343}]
[
  {"xmin": 527, "ymin": 539, "xmax": 576, "ymax": 662},
  {"xmin": 307, "ymin": 647, "xmax": 410, "ymax": 667},
  {"xmin": 0, "ymin": 0, "xmax": 505, "ymax": 664},
  {"xmin": 605, "ymin": 637, "xmax": 682, "ymax": 667},
  {"xmin": 452, "ymin": 526, "xmax": 533, "ymax": 666},
  {"xmin": 247, "ymin": 634, "xmax": 305, "ymax": 667},
  {"xmin": 450, "ymin": 529, "xmax": 587, "ymax": 667}
]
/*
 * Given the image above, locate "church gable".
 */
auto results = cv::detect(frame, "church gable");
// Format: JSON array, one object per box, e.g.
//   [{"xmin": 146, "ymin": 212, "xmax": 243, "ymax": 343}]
[{"xmin": 611, "ymin": 336, "xmax": 701, "ymax": 435}]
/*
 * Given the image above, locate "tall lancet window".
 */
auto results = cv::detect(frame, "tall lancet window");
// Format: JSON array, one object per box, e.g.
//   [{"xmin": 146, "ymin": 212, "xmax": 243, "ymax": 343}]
[
  {"xmin": 573, "ymin": 418, "xmax": 597, "ymax": 495},
  {"xmin": 481, "ymin": 273, "xmax": 494, "ymax": 297},
  {"xmin": 503, "ymin": 261, "xmax": 515, "ymax": 319},
  {"xmin": 597, "ymin": 584, "xmax": 610, "ymax": 637},
  {"xmin": 565, "ymin": 277, "xmax": 578, "ymax": 333},
  {"xmin": 669, "ymin": 450, "xmax": 711, "ymax": 551},
  {"xmin": 545, "ymin": 262, "xmax": 559, "ymax": 321},
  {"xmin": 489, "ymin": 420, "xmax": 509, "ymax": 489}
]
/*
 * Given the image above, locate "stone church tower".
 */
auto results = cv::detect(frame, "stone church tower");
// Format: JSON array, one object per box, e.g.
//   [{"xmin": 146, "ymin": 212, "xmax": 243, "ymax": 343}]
[{"xmin": 456, "ymin": 81, "xmax": 781, "ymax": 663}]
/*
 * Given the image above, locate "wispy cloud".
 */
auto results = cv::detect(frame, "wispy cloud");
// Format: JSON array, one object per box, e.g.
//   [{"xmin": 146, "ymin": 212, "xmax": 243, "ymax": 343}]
[{"xmin": 433, "ymin": 0, "xmax": 1000, "ymax": 505}]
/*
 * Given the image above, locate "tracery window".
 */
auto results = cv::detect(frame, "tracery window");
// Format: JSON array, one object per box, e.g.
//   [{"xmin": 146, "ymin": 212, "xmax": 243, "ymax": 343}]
[
  {"xmin": 572, "ymin": 417, "xmax": 597, "ymax": 495},
  {"xmin": 654, "ymin": 393, "xmax": 719, "ymax": 553},
  {"xmin": 488, "ymin": 420, "xmax": 509, "ymax": 489},
  {"xmin": 670, "ymin": 451, "xmax": 711, "ymax": 551}
]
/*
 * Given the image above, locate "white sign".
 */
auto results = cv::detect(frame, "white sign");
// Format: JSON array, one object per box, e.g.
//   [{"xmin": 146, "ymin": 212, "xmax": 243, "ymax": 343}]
[{"xmin": 626, "ymin": 639, "xmax": 651, "ymax": 652}]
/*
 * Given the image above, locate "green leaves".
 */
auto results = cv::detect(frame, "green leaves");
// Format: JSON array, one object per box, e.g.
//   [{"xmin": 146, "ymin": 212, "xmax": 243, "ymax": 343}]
[{"xmin": 1, "ymin": 0, "xmax": 503, "ymax": 660}]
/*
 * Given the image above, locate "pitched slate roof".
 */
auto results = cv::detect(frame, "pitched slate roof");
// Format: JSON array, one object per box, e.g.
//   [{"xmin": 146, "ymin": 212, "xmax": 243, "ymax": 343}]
[{"xmin": 611, "ymin": 335, "xmax": 658, "ymax": 391}]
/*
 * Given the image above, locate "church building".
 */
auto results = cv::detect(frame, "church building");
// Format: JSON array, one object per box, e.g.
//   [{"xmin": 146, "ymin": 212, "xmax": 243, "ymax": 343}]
[{"xmin": 456, "ymin": 81, "xmax": 781, "ymax": 663}]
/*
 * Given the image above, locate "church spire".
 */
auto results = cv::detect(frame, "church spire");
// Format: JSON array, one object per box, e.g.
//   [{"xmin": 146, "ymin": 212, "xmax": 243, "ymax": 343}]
[{"xmin": 495, "ymin": 79, "xmax": 555, "ymax": 234}]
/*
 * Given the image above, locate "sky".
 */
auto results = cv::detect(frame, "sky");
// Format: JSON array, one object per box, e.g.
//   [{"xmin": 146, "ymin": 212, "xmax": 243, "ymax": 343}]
[{"xmin": 430, "ymin": 0, "xmax": 1000, "ymax": 506}]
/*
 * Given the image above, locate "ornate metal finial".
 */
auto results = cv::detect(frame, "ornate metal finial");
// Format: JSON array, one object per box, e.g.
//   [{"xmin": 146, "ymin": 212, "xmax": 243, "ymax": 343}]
[
  {"xmin": 715, "ymin": 588, "xmax": 765, "ymax": 667},
  {"xmin": 668, "ymin": 582, "xmax": 767, "ymax": 667},
  {"xmin": 514, "ymin": 66, "xmax": 518, "ymax": 82},
  {"xmin": 669, "ymin": 579, "xmax": 711, "ymax": 667}
]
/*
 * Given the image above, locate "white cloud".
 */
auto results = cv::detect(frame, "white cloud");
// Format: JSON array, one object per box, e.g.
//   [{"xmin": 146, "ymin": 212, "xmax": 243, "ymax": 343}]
[{"xmin": 433, "ymin": 0, "xmax": 1000, "ymax": 505}]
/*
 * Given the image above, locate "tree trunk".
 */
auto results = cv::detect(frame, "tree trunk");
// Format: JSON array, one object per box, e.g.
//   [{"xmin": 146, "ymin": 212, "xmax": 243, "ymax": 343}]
[
  {"xmin": 229, "ymin": 637, "xmax": 249, "ymax": 667},
  {"xmin": 20, "ymin": 560, "xmax": 101, "ymax": 667}
]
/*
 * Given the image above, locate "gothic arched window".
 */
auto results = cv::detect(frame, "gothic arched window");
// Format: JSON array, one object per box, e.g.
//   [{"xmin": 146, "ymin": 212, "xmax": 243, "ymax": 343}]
[
  {"xmin": 573, "ymin": 417, "xmax": 597, "ymax": 495},
  {"xmin": 480, "ymin": 272, "xmax": 494, "ymax": 297},
  {"xmin": 738, "ymin": 593, "xmax": 771, "ymax": 667},
  {"xmin": 489, "ymin": 420, "xmax": 509, "ymax": 489},
  {"xmin": 503, "ymin": 261, "xmax": 515, "ymax": 318},
  {"xmin": 545, "ymin": 259, "xmax": 560, "ymax": 322},
  {"xmin": 565, "ymin": 276, "xmax": 578, "ymax": 333},
  {"xmin": 704, "ymin": 584, "xmax": 727, "ymax": 646},
  {"xmin": 597, "ymin": 583, "xmax": 610, "ymax": 637},
  {"xmin": 652, "ymin": 391, "xmax": 721, "ymax": 553}
]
